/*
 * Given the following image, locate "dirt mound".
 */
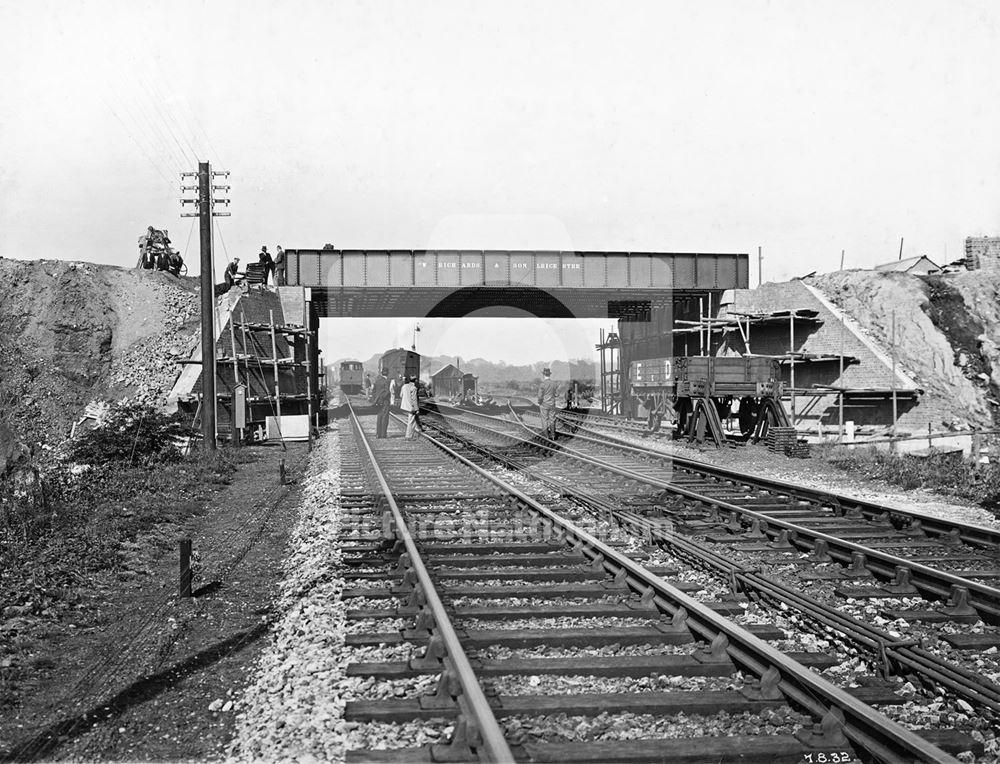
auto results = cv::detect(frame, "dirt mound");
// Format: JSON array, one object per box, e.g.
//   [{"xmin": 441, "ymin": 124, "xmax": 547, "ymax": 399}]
[
  {"xmin": 0, "ymin": 259, "xmax": 200, "ymax": 449},
  {"xmin": 809, "ymin": 269, "xmax": 1000, "ymax": 430}
]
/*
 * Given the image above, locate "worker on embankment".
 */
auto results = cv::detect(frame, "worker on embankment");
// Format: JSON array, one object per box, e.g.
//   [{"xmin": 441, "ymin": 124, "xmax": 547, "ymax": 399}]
[{"xmin": 224, "ymin": 258, "xmax": 241, "ymax": 292}]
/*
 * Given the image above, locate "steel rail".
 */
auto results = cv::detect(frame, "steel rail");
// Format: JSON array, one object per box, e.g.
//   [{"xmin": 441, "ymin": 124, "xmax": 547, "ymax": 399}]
[
  {"xmin": 414, "ymin": 416, "xmax": 957, "ymax": 763},
  {"xmin": 555, "ymin": 411, "xmax": 1000, "ymax": 552},
  {"xmin": 436, "ymin": 406, "xmax": 1000, "ymax": 623},
  {"xmin": 425, "ymin": 414, "xmax": 1000, "ymax": 715},
  {"xmin": 346, "ymin": 406, "xmax": 514, "ymax": 763},
  {"xmin": 612, "ymin": 511, "xmax": 1000, "ymax": 712}
]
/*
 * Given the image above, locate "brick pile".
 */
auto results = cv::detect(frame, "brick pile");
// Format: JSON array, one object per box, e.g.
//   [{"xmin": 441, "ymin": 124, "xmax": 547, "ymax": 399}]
[{"xmin": 766, "ymin": 426, "xmax": 810, "ymax": 459}]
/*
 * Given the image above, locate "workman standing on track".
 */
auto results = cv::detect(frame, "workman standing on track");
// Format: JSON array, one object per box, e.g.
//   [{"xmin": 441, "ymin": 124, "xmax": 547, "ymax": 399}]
[
  {"xmin": 389, "ymin": 374, "xmax": 398, "ymax": 407},
  {"xmin": 401, "ymin": 375, "xmax": 421, "ymax": 439},
  {"xmin": 537, "ymin": 367, "xmax": 558, "ymax": 439},
  {"xmin": 372, "ymin": 369, "xmax": 390, "ymax": 438}
]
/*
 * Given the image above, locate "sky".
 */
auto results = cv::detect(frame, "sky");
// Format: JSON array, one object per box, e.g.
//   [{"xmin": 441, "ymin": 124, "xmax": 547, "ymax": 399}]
[{"xmin": 3, "ymin": 1, "xmax": 1000, "ymax": 364}]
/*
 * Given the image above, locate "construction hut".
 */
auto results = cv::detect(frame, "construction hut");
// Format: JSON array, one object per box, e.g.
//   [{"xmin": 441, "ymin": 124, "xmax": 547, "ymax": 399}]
[
  {"xmin": 431, "ymin": 363, "xmax": 463, "ymax": 398},
  {"xmin": 874, "ymin": 256, "xmax": 941, "ymax": 275},
  {"xmin": 714, "ymin": 280, "xmax": 920, "ymax": 433}
]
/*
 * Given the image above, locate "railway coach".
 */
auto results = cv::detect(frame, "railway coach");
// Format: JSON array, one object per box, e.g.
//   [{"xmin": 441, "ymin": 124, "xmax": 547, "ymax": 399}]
[
  {"xmin": 379, "ymin": 348, "xmax": 420, "ymax": 386},
  {"xmin": 629, "ymin": 355, "xmax": 790, "ymax": 445},
  {"xmin": 339, "ymin": 361, "xmax": 364, "ymax": 395}
]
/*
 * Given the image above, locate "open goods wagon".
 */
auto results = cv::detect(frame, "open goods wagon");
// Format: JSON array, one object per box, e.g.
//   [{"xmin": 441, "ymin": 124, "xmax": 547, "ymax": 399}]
[{"xmin": 629, "ymin": 355, "xmax": 789, "ymax": 446}]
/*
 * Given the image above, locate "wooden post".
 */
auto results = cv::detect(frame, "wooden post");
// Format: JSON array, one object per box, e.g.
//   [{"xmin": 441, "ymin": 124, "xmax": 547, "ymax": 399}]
[
  {"xmin": 269, "ymin": 309, "xmax": 282, "ymax": 425},
  {"xmin": 789, "ymin": 313, "xmax": 796, "ymax": 426},
  {"xmin": 599, "ymin": 328, "xmax": 606, "ymax": 414},
  {"xmin": 240, "ymin": 311, "xmax": 253, "ymax": 436},
  {"xmin": 758, "ymin": 246, "xmax": 762, "ymax": 286},
  {"xmin": 839, "ymin": 312, "xmax": 845, "ymax": 441},
  {"xmin": 279, "ymin": 458, "xmax": 286, "ymax": 485},
  {"xmin": 698, "ymin": 297, "xmax": 705, "ymax": 355},
  {"xmin": 706, "ymin": 292, "xmax": 713, "ymax": 356},
  {"xmin": 840, "ymin": 248, "xmax": 845, "ymax": 271},
  {"xmin": 891, "ymin": 310, "xmax": 898, "ymax": 447},
  {"xmin": 198, "ymin": 162, "xmax": 216, "ymax": 450},
  {"xmin": 305, "ymin": 298, "xmax": 314, "ymax": 453},
  {"xmin": 229, "ymin": 318, "xmax": 241, "ymax": 446},
  {"xmin": 179, "ymin": 538, "xmax": 192, "ymax": 597}
]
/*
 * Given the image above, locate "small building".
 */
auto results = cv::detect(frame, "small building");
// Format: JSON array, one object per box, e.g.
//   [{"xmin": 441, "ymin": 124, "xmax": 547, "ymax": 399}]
[
  {"xmin": 431, "ymin": 363, "xmax": 463, "ymax": 398},
  {"xmin": 874, "ymin": 255, "xmax": 940, "ymax": 275}
]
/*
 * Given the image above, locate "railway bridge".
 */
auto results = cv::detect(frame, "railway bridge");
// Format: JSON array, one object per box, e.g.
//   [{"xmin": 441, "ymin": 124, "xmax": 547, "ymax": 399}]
[
  {"xmin": 281, "ymin": 248, "xmax": 748, "ymax": 318},
  {"xmin": 267, "ymin": 248, "xmax": 748, "ymax": 427}
]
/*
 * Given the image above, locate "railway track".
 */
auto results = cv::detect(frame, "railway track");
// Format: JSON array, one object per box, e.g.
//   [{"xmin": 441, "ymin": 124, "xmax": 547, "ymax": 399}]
[
  {"xmin": 422, "ymin": 405, "xmax": 1000, "ymax": 720},
  {"xmin": 338, "ymin": 405, "xmax": 980, "ymax": 762},
  {"xmin": 438, "ymin": 404, "xmax": 1000, "ymax": 618}
]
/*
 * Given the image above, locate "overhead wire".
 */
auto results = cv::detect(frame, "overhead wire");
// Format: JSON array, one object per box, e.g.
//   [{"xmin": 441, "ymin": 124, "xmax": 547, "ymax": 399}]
[
  {"xmin": 102, "ymin": 37, "xmax": 196, "ymax": 179},
  {"xmin": 182, "ymin": 215, "xmax": 197, "ymax": 261},
  {"xmin": 117, "ymin": 68, "xmax": 191, "ymax": 175},
  {"xmin": 141, "ymin": 48, "xmax": 227, "ymax": 171},
  {"xmin": 136, "ymin": 63, "xmax": 203, "ymax": 166},
  {"xmin": 133, "ymin": 65, "xmax": 200, "ymax": 168},
  {"xmin": 102, "ymin": 99, "xmax": 177, "ymax": 190},
  {"xmin": 103, "ymin": 77, "xmax": 187, "ymax": 181},
  {"xmin": 49, "ymin": 11, "xmax": 184, "ymax": 190},
  {"xmin": 97, "ymin": 65, "xmax": 184, "ymax": 187}
]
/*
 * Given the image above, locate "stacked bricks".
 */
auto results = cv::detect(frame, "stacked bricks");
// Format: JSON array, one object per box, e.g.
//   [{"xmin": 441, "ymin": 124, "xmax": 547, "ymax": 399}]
[{"xmin": 766, "ymin": 426, "xmax": 811, "ymax": 459}]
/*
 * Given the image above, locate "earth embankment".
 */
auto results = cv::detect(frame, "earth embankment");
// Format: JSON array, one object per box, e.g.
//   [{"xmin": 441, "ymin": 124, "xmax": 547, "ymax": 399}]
[{"xmin": 0, "ymin": 259, "xmax": 198, "ymax": 449}]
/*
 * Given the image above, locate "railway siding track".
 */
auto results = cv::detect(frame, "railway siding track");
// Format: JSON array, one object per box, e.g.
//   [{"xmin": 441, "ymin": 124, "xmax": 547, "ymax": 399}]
[
  {"xmin": 339, "ymin": 406, "xmax": 975, "ymax": 762},
  {"xmin": 436, "ymin": 405, "xmax": 1000, "ymax": 628},
  {"xmin": 422, "ymin": 406, "xmax": 999, "ymax": 734},
  {"xmin": 556, "ymin": 410, "xmax": 1000, "ymax": 555}
]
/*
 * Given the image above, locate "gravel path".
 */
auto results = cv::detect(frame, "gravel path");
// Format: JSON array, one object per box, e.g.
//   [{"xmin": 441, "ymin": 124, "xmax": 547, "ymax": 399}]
[{"xmin": 226, "ymin": 427, "xmax": 351, "ymax": 762}]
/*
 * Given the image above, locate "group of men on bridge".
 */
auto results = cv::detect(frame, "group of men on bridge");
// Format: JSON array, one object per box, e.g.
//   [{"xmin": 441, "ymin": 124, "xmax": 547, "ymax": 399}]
[{"xmin": 223, "ymin": 245, "xmax": 287, "ymax": 292}]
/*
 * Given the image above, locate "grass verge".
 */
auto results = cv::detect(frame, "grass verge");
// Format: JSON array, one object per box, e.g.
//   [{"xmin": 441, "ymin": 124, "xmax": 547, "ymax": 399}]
[{"xmin": 818, "ymin": 445, "xmax": 1000, "ymax": 512}]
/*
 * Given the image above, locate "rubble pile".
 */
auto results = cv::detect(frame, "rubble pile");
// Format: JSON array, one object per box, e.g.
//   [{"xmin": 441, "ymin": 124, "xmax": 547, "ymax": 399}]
[
  {"xmin": 0, "ymin": 258, "xmax": 200, "ymax": 447},
  {"xmin": 108, "ymin": 284, "xmax": 199, "ymax": 407}
]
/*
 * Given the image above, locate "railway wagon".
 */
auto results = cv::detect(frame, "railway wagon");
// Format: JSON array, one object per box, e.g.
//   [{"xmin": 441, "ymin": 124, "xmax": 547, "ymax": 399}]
[
  {"xmin": 379, "ymin": 348, "xmax": 420, "ymax": 386},
  {"xmin": 339, "ymin": 361, "xmax": 364, "ymax": 395},
  {"xmin": 629, "ymin": 355, "xmax": 788, "ymax": 445}
]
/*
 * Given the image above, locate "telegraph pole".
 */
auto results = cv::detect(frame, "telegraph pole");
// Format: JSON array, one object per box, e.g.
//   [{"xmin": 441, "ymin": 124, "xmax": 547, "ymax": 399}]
[{"xmin": 182, "ymin": 162, "xmax": 231, "ymax": 450}]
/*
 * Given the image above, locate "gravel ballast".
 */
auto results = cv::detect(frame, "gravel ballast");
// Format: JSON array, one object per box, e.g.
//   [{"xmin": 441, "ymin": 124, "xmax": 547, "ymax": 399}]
[{"xmin": 226, "ymin": 427, "xmax": 352, "ymax": 762}]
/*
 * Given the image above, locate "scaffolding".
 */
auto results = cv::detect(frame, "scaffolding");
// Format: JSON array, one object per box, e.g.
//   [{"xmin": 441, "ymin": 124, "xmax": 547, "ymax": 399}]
[
  {"xmin": 178, "ymin": 308, "xmax": 318, "ymax": 446},
  {"xmin": 596, "ymin": 328, "xmax": 621, "ymax": 415}
]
